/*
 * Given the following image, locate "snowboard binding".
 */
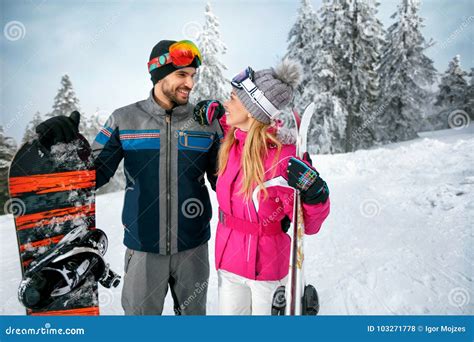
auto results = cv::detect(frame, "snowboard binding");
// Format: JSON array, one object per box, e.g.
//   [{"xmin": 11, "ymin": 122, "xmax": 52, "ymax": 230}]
[{"xmin": 18, "ymin": 227, "xmax": 121, "ymax": 310}]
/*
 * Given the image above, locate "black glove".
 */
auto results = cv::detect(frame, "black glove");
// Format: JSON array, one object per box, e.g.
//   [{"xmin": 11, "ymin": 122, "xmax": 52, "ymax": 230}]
[
  {"xmin": 36, "ymin": 111, "xmax": 81, "ymax": 150},
  {"xmin": 280, "ymin": 215, "xmax": 291, "ymax": 233},
  {"xmin": 193, "ymin": 100, "xmax": 225, "ymax": 126},
  {"xmin": 287, "ymin": 156, "xmax": 329, "ymax": 204}
]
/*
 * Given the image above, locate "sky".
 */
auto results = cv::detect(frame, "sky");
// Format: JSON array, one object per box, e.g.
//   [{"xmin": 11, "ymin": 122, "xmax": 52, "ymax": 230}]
[{"xmin": 1, "ymin": 0, "xmax": 473, "ymax": 143}]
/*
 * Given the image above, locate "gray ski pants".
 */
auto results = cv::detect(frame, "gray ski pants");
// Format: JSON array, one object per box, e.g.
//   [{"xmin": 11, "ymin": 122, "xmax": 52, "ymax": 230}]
[{"xmin": 121, "ymin": 242, "xmax": 209, "ymax": 315}]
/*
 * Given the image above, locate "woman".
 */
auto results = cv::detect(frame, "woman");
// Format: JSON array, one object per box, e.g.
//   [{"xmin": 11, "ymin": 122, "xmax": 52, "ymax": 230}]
[{"xmin": 201, "ymin": 60, "xmax": 330, "ymax": 315}]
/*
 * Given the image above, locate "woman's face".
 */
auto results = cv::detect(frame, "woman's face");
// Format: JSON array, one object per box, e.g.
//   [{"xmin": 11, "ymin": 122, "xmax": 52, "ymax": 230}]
[{"xmin": 224, "ymin": 90, "xmax": 253, "ymax": 130}]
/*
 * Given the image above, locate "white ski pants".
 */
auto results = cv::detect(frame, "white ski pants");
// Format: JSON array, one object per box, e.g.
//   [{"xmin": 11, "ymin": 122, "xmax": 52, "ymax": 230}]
[{"xmin": 218, "ymin": 269, "xmax": 287, "ymax": 315}]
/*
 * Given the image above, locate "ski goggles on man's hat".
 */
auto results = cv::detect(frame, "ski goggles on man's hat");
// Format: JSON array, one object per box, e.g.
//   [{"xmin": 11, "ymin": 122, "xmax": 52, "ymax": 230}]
[
  {"xmin": 231, "ymin": 66, "xmax": 280, "ymax": 120},
  {"xmin": 148, "ymin": 40, "xmax": 202, "ymax": 72}
]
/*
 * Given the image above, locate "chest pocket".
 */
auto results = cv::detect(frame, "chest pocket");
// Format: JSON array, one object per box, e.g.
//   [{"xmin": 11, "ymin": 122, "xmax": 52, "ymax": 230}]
[{"xmin": 178, "ymin": 130, "xmax": 214, "ymax": 152}]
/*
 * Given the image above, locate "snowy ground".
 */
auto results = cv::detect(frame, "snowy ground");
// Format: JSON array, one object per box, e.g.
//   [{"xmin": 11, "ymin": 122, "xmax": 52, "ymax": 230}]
[{"xmin": 1, "ymin": 126, "xmax": 472, "ymax": 315}]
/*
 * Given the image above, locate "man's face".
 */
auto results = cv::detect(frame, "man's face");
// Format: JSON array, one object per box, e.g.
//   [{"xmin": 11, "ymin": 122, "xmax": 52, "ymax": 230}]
[{"xmin": 158, "ymin": 67, "xmax": 196, "ymax": 105}]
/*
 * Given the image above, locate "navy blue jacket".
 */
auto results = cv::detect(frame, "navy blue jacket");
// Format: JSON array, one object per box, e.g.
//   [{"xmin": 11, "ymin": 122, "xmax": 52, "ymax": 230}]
[{"xmin": 92, "ymin": 91, "xmax": 222, "ymax": 254}]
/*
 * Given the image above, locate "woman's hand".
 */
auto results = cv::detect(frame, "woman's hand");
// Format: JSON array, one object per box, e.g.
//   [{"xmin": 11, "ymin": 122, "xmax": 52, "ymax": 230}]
[
  {"xmin": 286, "ymin": 154, "xmax": 329, "ymax": 204},
  {"xmin": 193, "ymin": 100, "xmax": 225, "ymax": 126}
]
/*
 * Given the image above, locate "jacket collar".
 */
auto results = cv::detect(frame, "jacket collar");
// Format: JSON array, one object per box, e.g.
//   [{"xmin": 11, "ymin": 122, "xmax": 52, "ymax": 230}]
[
  {"xmin": 234, "ymin": 128, "xmax": 248, "ymax": 145},
  {"xmin": 144, "ymin": 89, "xmax": 191, "ymax": 117}
]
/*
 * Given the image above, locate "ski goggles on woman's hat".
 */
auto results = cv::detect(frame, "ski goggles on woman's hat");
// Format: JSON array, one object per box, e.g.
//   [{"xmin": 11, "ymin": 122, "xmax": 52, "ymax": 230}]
[
  {"xmin": 148, "ymin": 40, "xmax": 202, "ymax": 72},
  {"xmin": 231, "ymin": 67, "xmax": 280, "ymax": 120}
]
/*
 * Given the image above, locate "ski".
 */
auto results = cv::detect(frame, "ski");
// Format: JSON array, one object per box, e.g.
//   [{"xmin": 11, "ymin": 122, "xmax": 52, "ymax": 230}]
[{"xmin": 271, "ymin": 102, "xmax": 320, "ymax": 316}]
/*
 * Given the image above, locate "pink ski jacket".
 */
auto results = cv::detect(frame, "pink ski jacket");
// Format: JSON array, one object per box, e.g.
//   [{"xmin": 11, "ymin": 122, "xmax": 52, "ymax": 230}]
[{"xmin": 215, "ymin": 126, "xmax": 330, "ymax": 281}]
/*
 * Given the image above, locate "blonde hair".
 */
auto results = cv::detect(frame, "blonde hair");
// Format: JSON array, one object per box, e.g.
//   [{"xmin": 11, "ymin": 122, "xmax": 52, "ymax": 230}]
[{"xmin": 217, "ymin": 120, "xmax": 282, "ymax": 201}]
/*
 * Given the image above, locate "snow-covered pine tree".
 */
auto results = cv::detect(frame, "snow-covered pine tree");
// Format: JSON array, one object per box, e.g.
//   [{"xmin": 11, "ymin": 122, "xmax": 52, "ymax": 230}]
[
  {"xmin": 22, "ymin": 111, "xmax": 43, "ymax": 144},
  {"xmin": 0, "ymin": 126, "xmax": 17, "ymax": 210},
  {"xmin": 465, "ymin": 68, "xmax": 474, "ymax": 119},
  {"xmin": 191, "ymin": 2, "xmax": 229, "ymax": 103},
  {"xmin": 320, "ymin": 0, "xmax": 353, "ymax": 101},
  {"xmin": 285, "ymin": 0, "xmax": 320, "ymax": 110},
  {"xmin": 310, "ymin": 0, "xmax": 348, "ymax": 97},
  {"xmin": 46, "ymin": 74, "xmax": 94, "ymax": 137},
  {"xmin": 310, "ymin": 93, "xmax": 348, "ymax": 154},
  {"xmin": 81, "ymin": 112, "xmax": 101, "ymax": 144},
  {"xmin": 375, "ymin": 0, "xmax": 436, "ymax": 144},
  {"xmin": 47, "ymin": 75, "xmax": 80, "ymax": 118},
  {"xmin": 433, "ymin": 55, "xmax": 469, "ymax": 129},
  {"xmin": 305, "ymin": 0, "xmax": 352, "ymax": 153},
  {"xmin": 417, "ymin": 83, "xmax": 439, "ymax": 132},
  {"xmin": 344, "ymin": 0, "xmax": 385, "ymax": 151}
]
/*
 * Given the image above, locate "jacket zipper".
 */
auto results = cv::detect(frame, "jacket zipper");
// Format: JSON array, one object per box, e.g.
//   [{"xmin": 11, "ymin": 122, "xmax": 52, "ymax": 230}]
[
  {"xmin": 247, "ymin": 235, "xmax": 252, "ymax": 262},
  {"xmin": 125, "ymin": 250, "xmax": 134, "ymax": 273},
  {"xmin": 166, "ymin": 110, "xmax": 172, "ymax": 254}
]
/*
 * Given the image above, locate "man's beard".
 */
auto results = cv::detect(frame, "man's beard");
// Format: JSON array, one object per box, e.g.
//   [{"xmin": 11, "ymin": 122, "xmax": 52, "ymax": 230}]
[{"xmin": 162, "ymin": 82, "xmax": 190, "ymax": 106}]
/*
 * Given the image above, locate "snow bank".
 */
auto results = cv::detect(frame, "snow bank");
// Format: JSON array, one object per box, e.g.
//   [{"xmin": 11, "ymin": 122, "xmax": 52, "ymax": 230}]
[{"xmin": 1, "ymin": 127, "xmax": 472, "ymax": 315}]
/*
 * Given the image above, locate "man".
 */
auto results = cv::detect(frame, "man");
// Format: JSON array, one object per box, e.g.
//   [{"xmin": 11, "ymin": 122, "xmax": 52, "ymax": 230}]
[{"xmin": 36, "ymin": 40, "xmax": 223, "ymax": 315}]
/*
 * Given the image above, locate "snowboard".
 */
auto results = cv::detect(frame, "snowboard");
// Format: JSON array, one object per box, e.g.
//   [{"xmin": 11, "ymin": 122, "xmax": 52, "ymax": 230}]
[{"xmin": 7, "ymin": 134, "xmax": 99, "ymax": 316}]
